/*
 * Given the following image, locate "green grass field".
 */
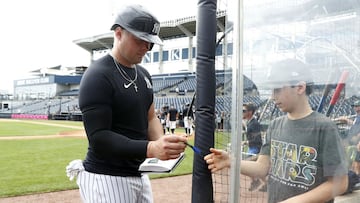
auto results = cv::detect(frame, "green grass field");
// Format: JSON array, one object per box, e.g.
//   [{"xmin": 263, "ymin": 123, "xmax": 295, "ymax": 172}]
[
  {"xmin": 0, "ymin": 120, "xmax": 84, "ymax": 137},
  {"xmin": 0, "ymin": 119, "xmax": 195, "ymax": 198}
]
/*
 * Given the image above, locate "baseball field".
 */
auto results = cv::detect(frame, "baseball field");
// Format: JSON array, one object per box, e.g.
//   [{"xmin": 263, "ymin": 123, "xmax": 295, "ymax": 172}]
[{"xmin": 0, "ymin": 119, "xmax": 194, "ymax": 198}]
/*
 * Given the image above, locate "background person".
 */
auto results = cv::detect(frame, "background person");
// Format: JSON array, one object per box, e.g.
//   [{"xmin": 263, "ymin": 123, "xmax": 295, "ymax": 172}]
[
  {"xmin": 335, "ymin": 100, "xmax": 360, "ymax": 175},
  {"xmin": 242, "ymin": 102, "xmax": 265, "ymax": 191},
  {"xmin": 354, "ymin": 142, "xmax": 360, "ymax": 176},
  {"xmin": 242, "ymin": 103, "xmax": 262, "ymax": 156},
  {"xmin": 183, "ymin": 103, "xmax": 194, "ymax": 137},
  {"xmin": 167, "ymin": 104, "xmax": 178, "ymax": 134},
  {"xmin": 67, "ymin": 4, "xmax": 187, "ymax": 203},
  {"xmin": 205, "ymin": 58, "xmax": 348, "ymax": 203},
  {"xmin": 160, "ymin": 105, "xmax": 168, "ymax": 135},
  {"xmin": 346, "ymin": 101, "xmax": 360, "ymax": 177},
  {"xmin": 215, "ymin": 111, "xmax": 222, "ymax": 130},
  {"xmin": 337, "ymin": 100, "xmax": 360, "ymax": 145}
]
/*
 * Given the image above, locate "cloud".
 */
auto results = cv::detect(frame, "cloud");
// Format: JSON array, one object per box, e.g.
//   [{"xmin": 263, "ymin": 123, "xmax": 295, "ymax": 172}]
[{"xmin": 0, "ymin": 0, "xmax": 197, "ymax": 92}]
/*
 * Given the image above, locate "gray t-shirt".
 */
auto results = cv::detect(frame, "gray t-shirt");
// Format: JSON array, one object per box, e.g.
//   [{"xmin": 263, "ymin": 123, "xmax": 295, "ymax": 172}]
[{"xmin": 260, "ymin": 112, "xmax": 348, "ymax": 203}]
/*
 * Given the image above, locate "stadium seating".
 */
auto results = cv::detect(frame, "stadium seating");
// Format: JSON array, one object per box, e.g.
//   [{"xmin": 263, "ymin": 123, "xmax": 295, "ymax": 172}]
[{"xmin": 1, "ymin": 71, "xmax": 357, "ymax": 125}]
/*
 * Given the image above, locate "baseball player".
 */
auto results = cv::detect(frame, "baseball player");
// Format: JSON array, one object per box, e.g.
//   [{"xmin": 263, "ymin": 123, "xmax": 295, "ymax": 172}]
[{"xmin": 66, "ymin": 4, "xmax": 187, "ymax": 203}]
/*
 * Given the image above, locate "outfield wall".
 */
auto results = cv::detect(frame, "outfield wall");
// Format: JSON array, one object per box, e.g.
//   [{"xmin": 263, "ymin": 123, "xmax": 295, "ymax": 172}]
[
  {"xmin": 11, "ymin": 114, "xmax": 48, "ymax": 120},
  {"xmin": 0, "ymin": 113, "xmax": 11, "ymax": 119}
]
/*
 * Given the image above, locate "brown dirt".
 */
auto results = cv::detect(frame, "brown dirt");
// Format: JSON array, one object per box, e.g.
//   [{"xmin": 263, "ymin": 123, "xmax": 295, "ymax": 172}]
[
  {"xmin": 0, "ymin": 175, "xmax": 192, "ymax": 203},
  {"xmin": 1, "ymin": 120, "xmax": 355, "ymax": 202},
  {"xmin": 0, "ymin": 127, "xmax": 267, "ymax": 203},
  {"xmin": 0, "ymin": 119, "xmax": 86, "ymax": 140},
  {"xmin": 0, "ymin": 131, "xmax": 86, "ymax": 140}
]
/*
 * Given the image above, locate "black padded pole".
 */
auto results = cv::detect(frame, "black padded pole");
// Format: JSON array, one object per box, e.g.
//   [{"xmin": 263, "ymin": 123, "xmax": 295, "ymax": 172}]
[{"xmin": 191, "ymin": 0, "xmax": 217, "ymax": 202}]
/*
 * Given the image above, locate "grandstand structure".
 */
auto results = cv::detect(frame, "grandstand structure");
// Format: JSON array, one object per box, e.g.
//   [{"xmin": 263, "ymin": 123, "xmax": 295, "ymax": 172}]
[
  {"xmin": 241, "ymin": 0, "xmax": 360, "ymax": 122},
  {"xmin": 0, "ymin": 9, "xmax": 262, "ymax": 121},
  {"xmin": 0, "ymin": 0, "xmax": 358, "ymax": 123}
]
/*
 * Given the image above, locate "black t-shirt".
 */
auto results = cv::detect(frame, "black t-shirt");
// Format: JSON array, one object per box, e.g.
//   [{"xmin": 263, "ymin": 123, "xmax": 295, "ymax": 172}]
[
  {"xmin": 79, "ymin": 54, "xmax": 153, "ymax": 176},
  {"xmin": 168, "ymin": 108, "xmax": 178, "ymax": 121}
]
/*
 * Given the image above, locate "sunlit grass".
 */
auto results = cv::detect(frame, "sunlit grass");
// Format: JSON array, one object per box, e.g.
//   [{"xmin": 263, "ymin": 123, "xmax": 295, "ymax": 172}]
[
  {"xmin": 0, "ymin": 119, "xmax": 83, "ymax": 137},
  {"xmin": 0, "ymin": 120, "xmax": 194, "ymax": 197},
  {"xmin": 0, "ymin": 138, "xmax": 86, "ymax": 197}
]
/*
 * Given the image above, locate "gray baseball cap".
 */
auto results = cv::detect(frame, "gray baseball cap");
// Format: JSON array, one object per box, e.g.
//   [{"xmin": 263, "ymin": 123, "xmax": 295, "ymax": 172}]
[
  {"xmin": 263, "ymin": 58, "xmax": 313, "ymax": 89},
  {"xmin": 111, "ymin": 4, "xmax": 163, "ymax": 46},
  {"xmin": 352, "ymin": 100, "xmax": 360, "ymax": 106}
]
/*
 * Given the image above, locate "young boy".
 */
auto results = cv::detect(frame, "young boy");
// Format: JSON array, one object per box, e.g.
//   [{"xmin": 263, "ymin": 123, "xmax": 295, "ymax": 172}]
[{"xmin": 204, "ymin": 58, "xmax": 348, "ymax": 203}]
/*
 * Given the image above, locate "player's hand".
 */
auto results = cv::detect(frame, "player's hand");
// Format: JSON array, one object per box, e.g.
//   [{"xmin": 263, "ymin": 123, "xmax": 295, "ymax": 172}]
[
  {"xmin": 147, "ymin": 135, "xmax": 187, "ymax": 160},
  {"xmin": 204, "ymin": 148, "xmax": 231, "ymax": 172}
]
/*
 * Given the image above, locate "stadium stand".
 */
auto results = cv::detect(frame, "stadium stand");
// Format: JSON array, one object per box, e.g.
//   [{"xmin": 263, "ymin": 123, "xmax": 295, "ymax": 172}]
[
  {"xmin": 0, "ymin": 70, "xmax": 262, "ymax": 119},
  {"xmin": 1, "ymin": 69, "xmax": 357, "ymax": 123}
]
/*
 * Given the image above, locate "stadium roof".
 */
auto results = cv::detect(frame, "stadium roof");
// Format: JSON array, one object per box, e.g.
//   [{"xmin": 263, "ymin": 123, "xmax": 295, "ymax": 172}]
[
  {"xmin": 73, "ymin": 0, "xmax": 360, "ymax": 53},
  {"xmin": 248, "ymin": 0, "xmax": 360, "ymax": 26},
  {"xmin": 73, "ymin": 10, "xmax": 226, "ymax": 53},
  {"xmin": 72, "ymin": 0, "xmax": 360, "ymax": 77}
]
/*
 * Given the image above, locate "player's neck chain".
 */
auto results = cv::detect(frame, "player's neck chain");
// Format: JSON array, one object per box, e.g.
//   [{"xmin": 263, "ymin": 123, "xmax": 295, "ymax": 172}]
[{"xmin": 111, "ymin": 55, "xmax": 138, "ymax": 92}]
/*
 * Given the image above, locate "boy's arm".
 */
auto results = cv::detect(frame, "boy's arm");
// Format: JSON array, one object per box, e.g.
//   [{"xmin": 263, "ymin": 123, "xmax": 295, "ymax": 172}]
[
  {"xmin": 280, "ymin": 175, "xmax": 348, "ymax": 203},
  {"xmin": 204, "ymin": 148, "xmax": 271, "ymax": 179},
  {"xmin": 241, "ymin": 154, "xmax": 270, "ymax": 178}
]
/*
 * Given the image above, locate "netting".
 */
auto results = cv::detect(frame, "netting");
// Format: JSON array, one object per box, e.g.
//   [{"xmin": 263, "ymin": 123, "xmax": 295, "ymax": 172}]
[{"xmin": 211, "ymin": 0, "xmax": 360, "ymax": 202}]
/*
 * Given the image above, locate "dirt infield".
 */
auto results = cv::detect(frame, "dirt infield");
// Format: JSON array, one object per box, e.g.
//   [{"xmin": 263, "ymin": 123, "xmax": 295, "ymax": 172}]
[
  {"xmin": 0, "ymin": 120, "xmax": 266, "ymax": 203},
  {"xmin": 0, "ymin": 173, "xmax": 271, "ymax": 203},
  {"xmin": 1, "ymin": 120, "xmax": 358, "ymax": 202},
  {"xmin": 0, "ymin": 175, "xmax": 192, "ymax": 203},
  {"xmin": 0, "ymin": 119, "xmax": 86, "ymax": 140},
  {"xmin": 0, "ymin": 124, "xmax": 266, "ymax": 203}
]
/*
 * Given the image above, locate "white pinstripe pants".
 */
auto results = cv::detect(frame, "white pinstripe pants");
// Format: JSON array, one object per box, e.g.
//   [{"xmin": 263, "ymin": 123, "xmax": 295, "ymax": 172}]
[{"xmin": 76, "ymin": 170, "xmax": 153, "ymax": 203}]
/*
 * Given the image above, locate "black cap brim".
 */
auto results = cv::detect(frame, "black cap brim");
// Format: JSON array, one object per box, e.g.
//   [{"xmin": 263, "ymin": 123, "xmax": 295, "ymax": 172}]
[{"xmin": 127, "ymin": 27, "xmax": 163, "ymax": 45}]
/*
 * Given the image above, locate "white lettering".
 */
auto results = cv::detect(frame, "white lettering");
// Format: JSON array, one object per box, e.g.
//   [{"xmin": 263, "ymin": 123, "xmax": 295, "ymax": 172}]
[{"xmin": 152, "ymin": 23, "xmax": 160, "ymax": 34}]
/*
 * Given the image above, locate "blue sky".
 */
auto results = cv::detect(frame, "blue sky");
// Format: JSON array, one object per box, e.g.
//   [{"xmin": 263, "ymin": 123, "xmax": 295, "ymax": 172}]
[{"xmin": 0, "ymin": 0, "xmax": 198, "ymax": 93}]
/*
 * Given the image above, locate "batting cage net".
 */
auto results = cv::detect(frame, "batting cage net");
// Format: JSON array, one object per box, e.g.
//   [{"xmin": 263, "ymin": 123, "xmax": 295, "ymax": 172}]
[{"xmin": 209, "ymin": 0, "xmax": 360, "ymax": 202}]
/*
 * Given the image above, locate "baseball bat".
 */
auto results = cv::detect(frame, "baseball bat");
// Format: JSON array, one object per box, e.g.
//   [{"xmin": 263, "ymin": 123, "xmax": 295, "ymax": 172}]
[
  {"xmin": 325, "ymin": 70, "xmax": 349, "ymax": 117},
  {"xmin": 258, "ymin": 97, "xmax": 272, "ymax": 122},
  {"xmin": 186, "ymin": 92, "xmax": 196, "ymax": 118},
  {"xmin": 316, "ymin": 70, "xmax": 336, "ymax": 113}
]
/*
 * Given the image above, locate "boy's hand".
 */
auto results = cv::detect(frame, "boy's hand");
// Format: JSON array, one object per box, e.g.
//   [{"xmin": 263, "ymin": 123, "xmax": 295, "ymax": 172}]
[{"xmin": 204, "ymin": 148, "xmax": 231, "ymax": 172}]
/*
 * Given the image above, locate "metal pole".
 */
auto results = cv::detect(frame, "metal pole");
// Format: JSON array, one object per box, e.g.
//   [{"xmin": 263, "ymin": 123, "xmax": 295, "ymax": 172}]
[{"xmin": 229, "ymin": 0, "xmax": 243, "ymax": 202}]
